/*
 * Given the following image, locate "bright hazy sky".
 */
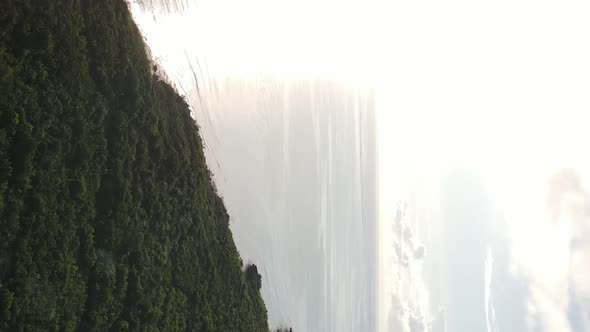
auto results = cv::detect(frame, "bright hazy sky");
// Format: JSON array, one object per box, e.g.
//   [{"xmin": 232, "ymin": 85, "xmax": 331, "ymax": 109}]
[
  {"xmin": 377, "ymin": 1, "xmax": 590, "ymax": 331},
  {"xmin": 131, "ymin": 0, "xmax": 590, "ymax": 330}
]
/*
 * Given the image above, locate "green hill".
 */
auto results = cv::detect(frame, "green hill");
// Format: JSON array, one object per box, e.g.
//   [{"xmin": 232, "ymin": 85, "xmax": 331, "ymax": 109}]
[{"xmin": 0, "ymin": 1, "xmax": 268, "ymax": 330}]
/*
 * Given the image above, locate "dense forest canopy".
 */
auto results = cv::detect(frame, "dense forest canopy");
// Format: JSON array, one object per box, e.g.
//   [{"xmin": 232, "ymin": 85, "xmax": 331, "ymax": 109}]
[{"xmin": 0, "ymin": 0, "xmax": 272, "ymax": 330}]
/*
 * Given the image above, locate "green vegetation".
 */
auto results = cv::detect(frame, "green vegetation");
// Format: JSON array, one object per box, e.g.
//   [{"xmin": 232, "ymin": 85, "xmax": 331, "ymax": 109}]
[
  {"xmin": 272, "ymin": 328, "xmax": 293, "ymax": 332},
  {"xmin": 0, "ymin": 0, "xmax": 269, "ymax": 330}
]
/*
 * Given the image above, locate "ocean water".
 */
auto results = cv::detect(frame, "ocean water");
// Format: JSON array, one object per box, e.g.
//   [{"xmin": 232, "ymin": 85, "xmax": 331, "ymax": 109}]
[{"xmin": 128, "ymin": 1, "xmax": 379, "ymax": 331}]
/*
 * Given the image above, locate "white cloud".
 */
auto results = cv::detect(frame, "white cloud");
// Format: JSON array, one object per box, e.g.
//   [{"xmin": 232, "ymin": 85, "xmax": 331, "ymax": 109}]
[
  {"xmin": 385, "ymin": 203, "xmax": 434, "ymax": 332},
  {"xmin": 506, "ymin": 169, "xmax": 590, "ymax": 332},
  {"xmin": 525, "ymin": 282, "xmax": 571, "ymax": 332}
]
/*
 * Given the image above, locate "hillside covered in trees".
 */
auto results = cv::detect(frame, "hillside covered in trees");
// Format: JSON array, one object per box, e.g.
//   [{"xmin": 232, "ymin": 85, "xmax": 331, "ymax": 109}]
[{"xmin": 0, "ymin": 0, "xmax": 269, "ymax": 330}]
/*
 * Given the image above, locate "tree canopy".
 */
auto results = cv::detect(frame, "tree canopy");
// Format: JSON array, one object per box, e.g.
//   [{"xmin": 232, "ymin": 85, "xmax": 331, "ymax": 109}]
[{"xmin": 0, "ymin": 0, "xmax": 268, "ymax": 330}]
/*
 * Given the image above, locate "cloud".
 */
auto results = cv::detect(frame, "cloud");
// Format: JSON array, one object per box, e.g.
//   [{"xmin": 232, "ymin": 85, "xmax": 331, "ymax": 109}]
[
  {"xmin": 409, "ymin": 312, "xmax": 428, "ymax": 332},
  {"xmin": 386, "ymin": 294, "xmax": 431, "ymax": 332},
  {"xmin": 507, "ymin": 169, "xmax": 590, "ymax": 332},
  {"xmin": 386, "ymin": 203, "xmax": 434, "ymax": 332},
  {"xmin": 387, "ymin": 295, "xmax": 410, "ymax": 332}
]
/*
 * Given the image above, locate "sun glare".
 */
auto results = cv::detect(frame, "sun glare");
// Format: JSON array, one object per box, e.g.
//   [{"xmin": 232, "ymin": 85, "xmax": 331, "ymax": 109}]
[
  {"xmin": 130, "ymin": 1, "xmax": 590, "ymax": 330},
  {"xmin": 131, "ymin": 0, "xmax": 392, "ymax": 88}
]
